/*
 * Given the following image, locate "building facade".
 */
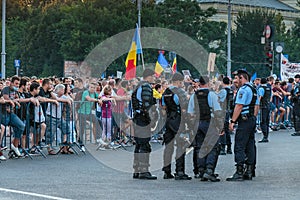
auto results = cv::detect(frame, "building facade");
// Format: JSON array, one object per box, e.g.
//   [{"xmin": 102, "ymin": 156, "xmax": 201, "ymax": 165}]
[{"xmin": 197, "ymin": 0, "xmax": 300, "ymax": 29}]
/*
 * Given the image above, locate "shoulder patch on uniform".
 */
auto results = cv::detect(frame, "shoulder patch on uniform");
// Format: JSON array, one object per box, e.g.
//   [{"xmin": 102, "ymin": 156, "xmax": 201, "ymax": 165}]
[{"xmin": 239, "ymin": 93, "xmax": 243, "ymax": 98}]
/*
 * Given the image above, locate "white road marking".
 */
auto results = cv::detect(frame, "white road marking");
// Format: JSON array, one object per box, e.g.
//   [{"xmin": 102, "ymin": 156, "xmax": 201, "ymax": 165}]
[{"xmin": 0, "ymin": 188, "xmax": 73, "ymax": 200}]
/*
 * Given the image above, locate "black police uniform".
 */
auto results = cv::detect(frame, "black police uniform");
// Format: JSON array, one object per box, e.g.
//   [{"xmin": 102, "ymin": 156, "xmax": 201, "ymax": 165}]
[
  {"xmin": 291, "ymin": 82, "xmax": 300, "ymax": 136},
  {"xmin": 132, "ymin": 81, "xmax": 157, "ymax": 179},
  {"xmin": 219, "ymin": 87, "xmax": 234, "ymax": 154},
  {"xmin": 162, "ymin": 86, "xmax": 191, "ymax": 180},
  {"xmin": 193, "ymin": 88, "xmax": 223, "ymax": 182},
  {"xmin": 258, "ymin": 84, "xmax": 271, "ymax": 142}
]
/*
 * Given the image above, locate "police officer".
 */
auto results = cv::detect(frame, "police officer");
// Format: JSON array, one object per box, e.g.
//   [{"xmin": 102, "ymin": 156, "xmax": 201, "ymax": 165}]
[
  {"xmin": 291, "ymin": 74, "xmax": 300, "ymax": 136},
  {"xmin": 227, "ymin": 69, "xmax": 259, "ymax": 181},
  {"xmin": 188, "ymin": 75, "xmax": 224, "ymax": 182},
  {"xmin": 161, "ymin": 72, "xmax": 192, "ymax": 180},
  {"xmin": 132, "ymin": 69, "xmax": 157, "ymax": 180},
  {"xmin": 218, "ymin": 77, "xmax": 234, "ymax": 155},
  {"xmin": 258, "ymin": 78, "xmax": 271, "ymax": 142}
]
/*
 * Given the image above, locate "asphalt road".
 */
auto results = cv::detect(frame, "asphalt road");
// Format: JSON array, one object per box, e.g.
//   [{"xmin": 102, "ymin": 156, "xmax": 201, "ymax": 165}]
[{"xmin": 1, "ymin": 129, "xmax": 300, "ymax": 200}]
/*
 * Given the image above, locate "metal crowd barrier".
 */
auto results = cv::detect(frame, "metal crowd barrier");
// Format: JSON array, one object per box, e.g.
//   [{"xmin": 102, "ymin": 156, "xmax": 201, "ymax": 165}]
[{"xmin": 0, "ymin": 97, "xmax": 166, "ymax": 160}]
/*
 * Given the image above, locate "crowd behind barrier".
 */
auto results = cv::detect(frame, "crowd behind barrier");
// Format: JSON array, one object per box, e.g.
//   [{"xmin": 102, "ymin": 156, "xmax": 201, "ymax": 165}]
[{"xmin": 0, "ymin": 73, "xmax": 299, "ymax": 164}]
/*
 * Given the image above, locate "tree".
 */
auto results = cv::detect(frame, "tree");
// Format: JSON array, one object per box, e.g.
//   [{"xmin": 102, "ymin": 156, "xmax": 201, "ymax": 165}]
[
  {"xmin": 231, "ymin": 10, "xmax": 285, "ymax": 77},
  {"xmin": 153, "ymin": 0, "xmax": 227, "ymax": 76}
]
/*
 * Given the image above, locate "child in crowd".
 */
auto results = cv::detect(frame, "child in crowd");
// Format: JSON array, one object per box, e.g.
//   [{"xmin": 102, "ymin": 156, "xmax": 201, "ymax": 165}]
[{"xmin": 100, "ymin": 85, "xmax": 116, "ymax": 143}]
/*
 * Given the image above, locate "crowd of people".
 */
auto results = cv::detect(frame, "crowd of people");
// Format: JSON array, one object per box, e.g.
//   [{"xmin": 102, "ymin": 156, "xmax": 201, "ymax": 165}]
[{"xmin": 0, "ymin": 70, "xmax": 299, "ymax": 183}]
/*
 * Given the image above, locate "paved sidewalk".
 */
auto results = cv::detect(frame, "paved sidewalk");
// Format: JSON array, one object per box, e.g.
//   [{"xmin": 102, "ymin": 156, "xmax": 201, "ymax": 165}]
[{"xmin": 0, "ymin": 129, "xmax": 300, "ymax": 200}]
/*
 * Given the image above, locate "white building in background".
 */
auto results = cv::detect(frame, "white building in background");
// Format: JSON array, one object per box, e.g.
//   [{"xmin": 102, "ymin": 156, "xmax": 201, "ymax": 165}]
[{"xmin": 197, "ymin": 0, "xmax": 300, "ymax": 29}]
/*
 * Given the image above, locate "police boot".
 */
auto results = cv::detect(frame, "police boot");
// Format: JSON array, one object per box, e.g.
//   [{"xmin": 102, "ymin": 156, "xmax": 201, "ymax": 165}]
[
  {"xmin": 226, "ymin": 145, "xmax": 232, "ymax": 154},
  {"xmin": 133, "ymin": 167, "xmax": 140, "ymax": 179},
  {"xmin": 133, "ymin": 172, "xmax": 139, "ymax": 179},
  {"xmin": 138, "ymin": 168, "xmax": 157, "ymax": 180},
  {"xmin": 252, "ymin": 166, "xmax": 256, "ymax": 177},
  {"xmin": 219, "ymin": 145, "xmax": 226, "ymax": 155},
  {"xmin": 174, "ymin": 171, "xmax": 192, "ymax": 180},
  {"xmin": 163, "ymin": 171, "xmax": 174, "ymax": 179},
  {"xmin": 203, "ymin": 168, "xmax": 220, "ymax": 182},
  {"xmin": 163, "ymin": 165, "xmax": 174, "ymax": 179},
  {"xmin": 258, "ymin": 137, "xmax": 269, "ymax": 143},
  {"xmin": 139, "ymin": 172, "xmax": 157, "ymax": 180},
  {"xmin": 291, "ymin": 132, "xmax": 300, "ymax": 136},
  {"xmin": 243, "ymin": 165, "xmax": 253, "ymax": 180},
  {"xmin": 226, "ymin": 165, "xmax": 244, "ymax": 181},
  {"xmin": 195, "ymin": 168, "xmax": 205, "ymax": 179}
]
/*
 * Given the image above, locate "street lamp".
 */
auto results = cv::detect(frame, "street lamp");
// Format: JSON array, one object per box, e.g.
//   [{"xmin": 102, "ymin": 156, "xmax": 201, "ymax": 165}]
[
  {"xmin": 132, "ymin": 0, "xmax": 148, "ymax": 70},
  {"xmin": 132, "ymin": 0, "xmax": 149, "ymax": 29},
  {"xmin": 227, "ymin": 0, "xmax": 232, "ymax": 78},
  {"xmin": 1, "ymin": 0, "xmax": 6, "ymax": 79}
]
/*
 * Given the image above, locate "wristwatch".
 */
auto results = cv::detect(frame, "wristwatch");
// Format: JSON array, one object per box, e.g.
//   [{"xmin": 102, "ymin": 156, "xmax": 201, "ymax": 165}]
[{"xmin": 230, "ymin": 119, "xmax": 236, "ymax": 124}]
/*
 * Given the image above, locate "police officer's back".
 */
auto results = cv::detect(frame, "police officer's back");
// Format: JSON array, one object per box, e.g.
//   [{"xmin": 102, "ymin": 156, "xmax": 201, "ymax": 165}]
[
  {"xmin": 291, "ymin": 74, "xmax": 300, "ymax": 136},
  {"xmin": 161, "ymin": 72, "xmax": 191, "ymax": 180},
  {"xmin": 132, "ymin": 68, "xmax": 157, "ymax": 180},
  {"xmin": 257, "ymin": 77, "xmax": 271, "ymax": 142}
]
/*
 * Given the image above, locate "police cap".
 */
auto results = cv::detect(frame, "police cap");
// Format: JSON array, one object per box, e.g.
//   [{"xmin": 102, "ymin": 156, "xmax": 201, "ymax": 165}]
[
  {"xmin": 171, "ymin": 72, "xmax": 184, "ymax": 82},
  {"xmin": 143, "ymin": 68, "xmax": 155, "ymax": 79},
  {"xmin": 199, "ymin": 75, "xmax": 209, "ymax": 85},
  {"xmin": 237, "ymin": 69, "xmax": 251, "ymax": 80},
  {"xmin": 294, "ymin": 74, "xmax": 300, "ymax": 79}
]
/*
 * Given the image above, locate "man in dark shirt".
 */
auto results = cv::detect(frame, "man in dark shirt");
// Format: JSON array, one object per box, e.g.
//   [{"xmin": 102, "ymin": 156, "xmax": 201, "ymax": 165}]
[
  {"xmin": 1, "ymin": 76, "xmax": 25, "ymax": 157},
  {"xmin": 39, "ymin": 79, "xmax": 60, "ymax": 108},
  {"xmin": 37, "ymin": 78, "xmax": 59, "ymax": 154}
]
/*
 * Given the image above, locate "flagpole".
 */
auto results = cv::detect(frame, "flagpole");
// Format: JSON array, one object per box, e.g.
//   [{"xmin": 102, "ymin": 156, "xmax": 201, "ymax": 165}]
[
  {"xmin": 227, "ymin": 0, "xmax": 232, "ymax": 77},
  {"xmin": 137, "ymin": 0, "xmax": 145, "ymax": 70},
  {"xmin": 137, "ymin": 22, "xmax": 145, "ymax": 70},
  {"xmin": 1, "ymin": 0, "xmax": 6, "ymax": 79}
]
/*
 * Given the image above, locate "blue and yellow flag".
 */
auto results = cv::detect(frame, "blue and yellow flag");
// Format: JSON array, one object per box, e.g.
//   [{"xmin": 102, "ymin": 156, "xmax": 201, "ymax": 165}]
[{"xmin": 155, "ymin": 51, "xmax": 168, "ymax": 77}]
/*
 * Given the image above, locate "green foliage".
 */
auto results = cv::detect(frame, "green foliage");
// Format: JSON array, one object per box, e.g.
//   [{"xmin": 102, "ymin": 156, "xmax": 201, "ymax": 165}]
[
  {"xmin": 231, "ymin": 10, "xmax": 284, "ymax": 77},
  {"xmin": 231, "ymin": 9, "xmax": 300, "ymax": 78},
  {"xmin": 1, "ymin": 0, "xmax": 299, "ymax": 78}
]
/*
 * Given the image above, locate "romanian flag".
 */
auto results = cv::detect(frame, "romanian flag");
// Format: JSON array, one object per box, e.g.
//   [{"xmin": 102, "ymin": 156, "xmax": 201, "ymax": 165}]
[
  {"xmin": 125, "ymin": 24, "xmax": 142, "ymax": 80},
  {"xmin": 155, "ymin": 51, "xmax": 168, "ymax": 77},
  {"xmin": 171, "ymin": 56, "xmax": 177, "ymax": 74}
]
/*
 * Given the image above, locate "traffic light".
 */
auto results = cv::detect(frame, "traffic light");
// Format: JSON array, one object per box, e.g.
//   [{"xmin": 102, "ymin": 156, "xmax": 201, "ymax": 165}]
[
  {"xmin": 264, "ymin": 41, "xmax": 273, "ymax": 71},
  {"xmin": 265, "ymin": 51, "xmax": 273, "ymax": 70}
]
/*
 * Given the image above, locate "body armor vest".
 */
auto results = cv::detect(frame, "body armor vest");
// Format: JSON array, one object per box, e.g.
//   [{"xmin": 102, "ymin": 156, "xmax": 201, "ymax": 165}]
[
  {"xmin": 195, "ymin": 89, "xmax": 211, "ymax": 121},
  {"xmin": 292, "ymin": 83, "xmax": 300, "ymax": 105},
  {"xmin": 224, "ymin": 87, "xmax": 234, "ymax": 111},
  {"xmin": 163, "ymin": 87, "xmax": 187, "ymax": 115},
  {"xmin": 241, "ymin": 83, "xmax": 257, "ymax": 115},
  {"xmin": 131, "ymin": 81, "xmax": 154, "ymax": 113},
  {"xmin": 260, "ymin": 85, "xmax": 271, "ymax": 108}
]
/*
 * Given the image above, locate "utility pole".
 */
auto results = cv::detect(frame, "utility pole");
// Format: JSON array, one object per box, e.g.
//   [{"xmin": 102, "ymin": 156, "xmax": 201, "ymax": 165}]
[
  {"xmin": 227, "ymin": 0, "xmax": 232, "ymax": 78},
  {"xmin": 1, "ymin": 0, "xmax": 6, "ymax": 79},
  {"xmin": 137, "ymin": 0, "xmax": 142, "ymax": 30},
  {"xmin": 136, "ymin": 0, "xmax": 146, "ymax": 69}
]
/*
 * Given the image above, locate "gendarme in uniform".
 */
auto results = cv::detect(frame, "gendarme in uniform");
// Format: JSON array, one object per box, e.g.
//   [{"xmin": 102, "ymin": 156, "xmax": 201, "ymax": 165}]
[
  {"xmin": 227, "ymin": 69, "xmax": 259, "ymax": 181},
  {"xmin": 257, "ymin": 78, "xmax": 271, "ymax": 142},
  {"xmin": 161, "ymin": 72, "xmax": 191, "ymax": 180},
  {"xmin": 131, "ymin": 69, "xmax": 157, "ymax": 180},
  {"xmin": 291, "ymin": 74, "xmax": 300, "ymax": 136},
  {"xmin": 188, "ymin": 75, "xmax": 224, "ymax": 182}
]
